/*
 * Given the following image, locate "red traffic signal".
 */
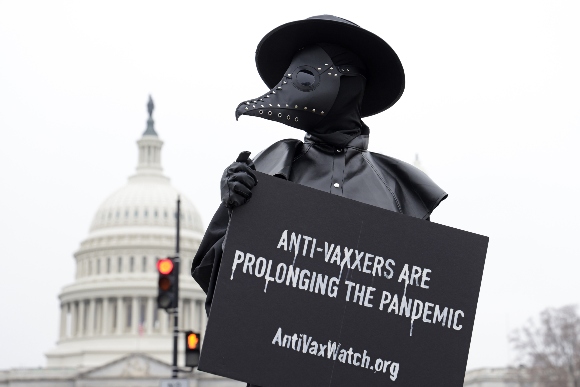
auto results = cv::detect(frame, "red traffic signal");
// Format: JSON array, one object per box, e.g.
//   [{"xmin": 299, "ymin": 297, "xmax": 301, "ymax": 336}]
[
  {"xmin": 157, "ymin": 258, "xmax": 174, "ymax": 275},
  {"xmin": 157, "ymin": 258, "xmax": 177, "ymax": 310}
]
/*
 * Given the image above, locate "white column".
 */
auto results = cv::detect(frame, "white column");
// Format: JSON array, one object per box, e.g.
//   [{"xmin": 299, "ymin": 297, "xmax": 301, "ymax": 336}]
[
  {"xmin": 168, "ymin": 310, "xmax": 173, "ymax": 333},
  {"xmin": 71, "ymin": 302, "xmax": 78, "ymax": 337},
  {"xmin": 78, "ymin": 301, "xmax": 85, "ymax": 337},
  {"xmin": 183, "ymin": 300, "xmax": 189, "ymax": 331},
  {"xmin": 87, "ymin": 299, "xmax": 95, "ymax": 336},
  {"xmin": 160, "ymin": 309, "xmax": 168, "ymax": 334},
  {"xmin": 59, "ymin": 304, "xmax": 66, "ymax": 339},
  {"xmin": 178, "ymin": 298, "xmax": 184, "ymax": 330},
  {"xmin": 66, "ymin": 303, "xmax": 71, "ymax": 338},
  {"xmin": 189, "ymin": 300, "xmax": 194, "ymax": 331},
  {"xmin": 131, "ymin": 297, "xmax": 139, "ymax": 334},
  {"xmin": 102, "ymin": 298, "xmax": 109, "ymax": 335},
  {"xmin": 188, "ymin": 300, "xmax": 193, "ymax": 330},
  {"xmin": 116, "ymin": 298, "xmax": 123, "ymax": 335},
  {"xmin": 65, "ymin": 303, "xmax": 70, "ymax": 338},
  {"xmin": 194, "ymin": 300, "xmax": 202, "ymax": 332},
  {"xmin": 146, "ymin": 297, "xmax": 154, "ymax": 334},
  {"xmin": 94, "ymin": 300, "xmax": 101, "ymax": 334}
]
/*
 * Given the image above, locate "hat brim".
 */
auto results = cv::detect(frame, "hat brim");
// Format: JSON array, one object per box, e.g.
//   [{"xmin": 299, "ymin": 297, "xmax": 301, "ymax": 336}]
[{"xmin": 255, "ymin": 18, "xmax": 405, "ymax": 117}]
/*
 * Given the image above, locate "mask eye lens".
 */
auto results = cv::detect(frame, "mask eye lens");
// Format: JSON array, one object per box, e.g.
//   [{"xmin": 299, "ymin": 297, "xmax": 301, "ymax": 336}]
[
  {"xmin": 292, "ymin": 66, "xmax": 320, "ymax": 91},
  {"xmin": 296, "ymin": 70, "xmax": 316, "ymax": 87}
]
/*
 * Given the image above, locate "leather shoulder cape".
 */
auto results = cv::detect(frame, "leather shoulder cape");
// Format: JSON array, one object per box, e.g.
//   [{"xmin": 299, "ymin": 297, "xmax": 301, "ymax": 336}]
[
  {"xmin": 191, "ymin": 138, "xmax": 447, "ymax": 315},
  {"xmin": 253, "ymin": 138, "xmax": 447, "ymax": 220}
]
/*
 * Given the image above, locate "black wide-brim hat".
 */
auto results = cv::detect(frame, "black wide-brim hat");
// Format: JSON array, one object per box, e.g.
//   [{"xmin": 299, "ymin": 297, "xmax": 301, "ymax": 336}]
[{"xmin": 255, "ymin": 15, "xmax": 405, "ymax": 118}]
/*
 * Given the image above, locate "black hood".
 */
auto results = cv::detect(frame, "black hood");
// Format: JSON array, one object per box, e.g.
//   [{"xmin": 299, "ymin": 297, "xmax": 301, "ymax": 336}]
[{"xmin": 236, "ymin": 43, "xmax": 367, "ymax": 146}]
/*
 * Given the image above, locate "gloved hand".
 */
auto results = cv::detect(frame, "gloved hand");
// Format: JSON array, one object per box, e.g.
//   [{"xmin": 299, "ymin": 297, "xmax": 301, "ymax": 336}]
[{"xmin": 220, "ymin": 151, "xmax": 258, "ymax": 209}]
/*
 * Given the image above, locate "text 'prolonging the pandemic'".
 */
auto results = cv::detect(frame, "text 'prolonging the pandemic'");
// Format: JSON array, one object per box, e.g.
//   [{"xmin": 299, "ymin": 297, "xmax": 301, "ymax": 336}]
[{"xmin": 229, "ymin": 230, "xmax": 466, "ymax": 336}]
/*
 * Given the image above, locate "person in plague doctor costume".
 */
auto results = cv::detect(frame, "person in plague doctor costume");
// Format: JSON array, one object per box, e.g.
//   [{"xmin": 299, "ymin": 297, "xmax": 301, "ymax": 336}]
[{"xmin": 191, "ymin": 16, "xmax": 447, "ymax": 384}]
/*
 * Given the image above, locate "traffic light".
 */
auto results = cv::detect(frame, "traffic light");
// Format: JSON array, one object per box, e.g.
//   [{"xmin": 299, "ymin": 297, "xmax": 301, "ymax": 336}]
[
  {"xmin": 185, "ymin": 331, "xmax": 201, "ymax": 368},
  {"xmin": 157, "ymin": 258, "xmax": 177, "ymax": 309}
]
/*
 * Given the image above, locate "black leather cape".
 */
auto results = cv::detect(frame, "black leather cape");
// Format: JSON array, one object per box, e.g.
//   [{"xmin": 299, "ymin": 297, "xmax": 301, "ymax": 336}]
[{"xmin": 191, "ymin": 132, "xmax": 447, "ymax": 315}]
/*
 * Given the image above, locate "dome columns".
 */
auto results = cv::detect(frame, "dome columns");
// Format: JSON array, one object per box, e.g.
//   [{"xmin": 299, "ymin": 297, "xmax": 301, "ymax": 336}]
[
  {"xmin": 56, "ymin": 296, "xmax": 205, "ymax": 341},
  {"xmin": 136, "ymin": 136, "xmax": 164, "ymax": 176}
]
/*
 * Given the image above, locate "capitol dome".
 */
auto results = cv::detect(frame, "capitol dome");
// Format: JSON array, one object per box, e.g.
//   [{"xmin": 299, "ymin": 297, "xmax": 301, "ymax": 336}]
[
  {"xmin": 45, "ymin": 97, "xmax": 208, "ymax": 369},
  {"xmin": 90, "ymin": 167, "xmax": 203, "ymax": 233}
]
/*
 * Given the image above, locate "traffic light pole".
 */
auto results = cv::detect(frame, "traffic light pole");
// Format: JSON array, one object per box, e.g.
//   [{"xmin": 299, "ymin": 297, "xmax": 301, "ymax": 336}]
[{"xmin": 172, "ymin": 197, "xmax": 180, "ymax": 379}]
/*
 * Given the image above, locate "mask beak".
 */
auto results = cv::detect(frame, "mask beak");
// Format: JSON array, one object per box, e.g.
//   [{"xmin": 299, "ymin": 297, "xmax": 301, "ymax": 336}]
[{"xmin": 235, "ymin": 101, "xmax": 248, "ymax": 121}]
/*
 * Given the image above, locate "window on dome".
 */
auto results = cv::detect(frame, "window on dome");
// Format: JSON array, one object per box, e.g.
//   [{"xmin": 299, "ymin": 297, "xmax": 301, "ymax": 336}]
[
  {"xmin": 118, "ymin": 257, "xmax": 122, "ymax": 273},
  {"xmin": 125, "ymin": 210, "xmax": 129, "ymax": 218},
  {"xmin": 154, "ymin": 210, "xmax": 158, "ymax": 218},
  {"xmin": 88, "ymin": 260, "xmax": 92, "ymax": 276},
  {"xmin": 97, "ymin": 259, "xmax": 101, "ymax": 275},
  {"xmin": 142, "ymin": 256, "xmax": 147, "ymax": 272},
  {"xmin": 164, "ymin": 210, "xmax": 168, "ymax": 218},
  {"xmin": 144, "ymin": 210, "xmax": 148, "ymax": 217},
  {"xmin": 134, "ymin": 210, "xmax": 138, "ymax": 218},
  {"xmin": 129, "ymin": 256, "xmax": 134, "ymax": 273},
  {"xmin": 116, "ymin": 211, "xmax": 119, "ymax": 218},
  {"xmin": 107, "ymin": 258, "xmax": 111, "ymax": 274}
]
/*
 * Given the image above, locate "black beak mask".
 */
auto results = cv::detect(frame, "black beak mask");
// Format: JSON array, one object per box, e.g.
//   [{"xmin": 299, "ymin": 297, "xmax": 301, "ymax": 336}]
[{"xmin": 236, "ymin": 43, "xmax": 367, "ymax": 146}]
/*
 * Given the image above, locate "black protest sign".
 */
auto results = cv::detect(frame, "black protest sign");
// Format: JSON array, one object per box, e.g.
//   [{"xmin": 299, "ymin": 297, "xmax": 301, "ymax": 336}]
[{"xmin": 199, "ymin": 172, "xmax": 488, "ymax": 387}]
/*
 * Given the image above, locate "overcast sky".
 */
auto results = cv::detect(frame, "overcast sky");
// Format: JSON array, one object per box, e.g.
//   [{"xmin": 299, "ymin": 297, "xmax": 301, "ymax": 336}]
[{"xmin": 1, "ymin": 0, "xmax": 579, "ymax": 373}]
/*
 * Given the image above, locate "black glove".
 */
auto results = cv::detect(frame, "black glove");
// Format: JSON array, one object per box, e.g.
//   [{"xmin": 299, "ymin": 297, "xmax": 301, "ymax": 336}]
[{"xmin": 220, "ymin": 151, "xmax": 258, "ymax": 209}]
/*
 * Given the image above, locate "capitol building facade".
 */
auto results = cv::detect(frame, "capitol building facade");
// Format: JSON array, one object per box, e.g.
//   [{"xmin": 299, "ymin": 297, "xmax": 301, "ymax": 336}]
[
  {"xmin": 0, "ymin": 98, "xmax": 243, "ymax": 386},
  {"xmin": 45, "ymin": 97, "xmax": 208, "ymax": 370}
]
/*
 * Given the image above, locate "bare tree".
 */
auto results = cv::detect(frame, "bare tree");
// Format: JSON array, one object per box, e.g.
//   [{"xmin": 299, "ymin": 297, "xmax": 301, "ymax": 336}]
[{"xmin": 510, "ymin": 305, "xmax": 580, "ymax": 387}]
